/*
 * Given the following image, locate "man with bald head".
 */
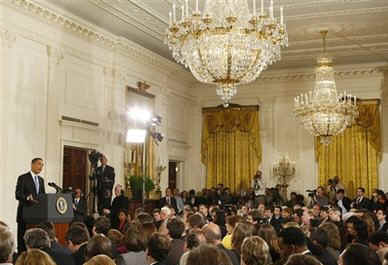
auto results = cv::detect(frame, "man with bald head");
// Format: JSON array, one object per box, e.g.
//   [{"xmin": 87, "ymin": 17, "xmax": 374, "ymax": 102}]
[{"xmin": 202, "ymin": 223, "xmax": 239, "ymax": 265}]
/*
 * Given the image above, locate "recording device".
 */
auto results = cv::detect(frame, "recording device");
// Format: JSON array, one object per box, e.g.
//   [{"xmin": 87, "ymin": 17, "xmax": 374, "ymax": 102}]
[
  {"xmin": 306, "ymin": 189, "xmax": 316, "ymax": 197},
  {"xmin": 88, "ymin": 150, "xmax": 103, "ymax": 169},
  {"xmin": 48, "ymin": 182, "xmax": 63, "ymax": 193}
]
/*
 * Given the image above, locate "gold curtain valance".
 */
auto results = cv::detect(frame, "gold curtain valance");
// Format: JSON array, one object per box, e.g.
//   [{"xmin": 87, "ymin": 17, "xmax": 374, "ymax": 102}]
[{"xmin": 201, "ymin": 105, "xmax": 262, "ymax": 192}]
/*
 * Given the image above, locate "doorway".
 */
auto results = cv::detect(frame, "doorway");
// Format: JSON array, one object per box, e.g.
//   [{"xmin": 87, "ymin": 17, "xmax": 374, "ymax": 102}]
[
  {"xmin": 62, "ymin": 146, "xmax": 88, "ymax": 194},
  {"xmin": 168, "ymin": 161, "xmax": 177, "ymax": 190}
]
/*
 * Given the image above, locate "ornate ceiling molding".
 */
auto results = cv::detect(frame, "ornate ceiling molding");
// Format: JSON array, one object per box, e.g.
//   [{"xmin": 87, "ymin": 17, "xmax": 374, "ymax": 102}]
[
  {"xmin": 1, "ymin": 0, "xmax": 191, "ymax": 78},
  {"xmin": 89, "ymin": 0, "xmax": 165, "ymax": 41}
]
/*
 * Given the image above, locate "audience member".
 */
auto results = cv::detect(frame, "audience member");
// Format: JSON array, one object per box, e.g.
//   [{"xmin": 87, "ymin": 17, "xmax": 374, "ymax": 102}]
[
  {"xmin": 202, "ymin": 222, "xmax": 239, "ymax": 265},
  {"xmin": 146, "ymin": 233, "xmax": 170, "ymax": 265},
  {"xmin": 0, "ymin": 226, "xmax": 14, "ymax": 265},
  {"xmin": 86, "ymin": 234, "xmax": 113, "ymax": 261},
  {"xmin": 231, "ymin": 222, "xmax": 255, "ymax": 262},
  {"xmin": 24, "ymin": 228, "xmax": 75, "ymax": 265},
  {"xmin": 92, "ymin": 216, "xmax": 111, "ymax": 236},
  {"xmin": 84, "ymin": 254, "xmax": 116, "ymax": 265},
  {"xmin": 15, "ymin": 249, "xmax": 56, "ymax": 265},
  {"xmin": 116, "ymin": 223, "xmax": 147, "ymax": 265},
  {"xmin": 223, "ymin": 215, "xmax": 239, "ymax": 249},
  {"xmin": 186, "ymin": 244, "xmax": 232, "ymax": 265},
  {"xmin": 66, "ymin": 225, "xmax": 90, "ymax": 265},
  {"xmin": 111, "ymin": 184, "xmax": 129, "ymax": 230},
  {"xmin": 284, "ymin": 253, "xmax": 323, "ymax": 265},
  {"xmin": 369, "ymin": 231, "xmax": 388, "ymax": 263},
  {"xmin": 179, "ymin": 229, "xmax": 206, "ymax": 265},
  {"xmin": 278, "ymin": 227, "xmax": 310, "ymax": 264},
  {"xmin": 309, "ymin": 228, "xmax": 337, "ymax": 265},
  {"xmin": 339, "ymin": 243, "xmax": 381, "ymax": 265},
  {"xmin": 319, "ymin": 222, "xmax": 342, "ymax": 260},
  {"xmin": 166, "ymin": 217, "xmax": 185, "ymax": 265},
  {"xmin": 257, "ymin": 224, "xmax": 281, "ymax": 263},
  {"xmin": 240, "ymin": 236, "xmax": 271, "ymax": 265}
]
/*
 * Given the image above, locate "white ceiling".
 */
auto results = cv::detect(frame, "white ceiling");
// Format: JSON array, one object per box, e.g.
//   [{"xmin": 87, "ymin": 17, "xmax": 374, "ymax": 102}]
[{"xmin": 42, "ymin": 0, "xmax": 388, "ymax": 70}]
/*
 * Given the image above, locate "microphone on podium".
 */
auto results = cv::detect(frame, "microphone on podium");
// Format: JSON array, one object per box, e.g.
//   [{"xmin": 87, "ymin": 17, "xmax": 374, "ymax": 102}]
[{"xmin": 48, "ymin": 182, "xmax": 63, "ymax": 193}]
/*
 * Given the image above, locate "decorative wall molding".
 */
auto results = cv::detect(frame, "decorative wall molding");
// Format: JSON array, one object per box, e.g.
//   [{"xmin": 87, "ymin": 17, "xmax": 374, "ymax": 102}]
[
  {"xmin": 0, "ymin": 28, "xmax": 17, "ymax": 48},
  {"xmin": 47, "ymin": 45, "xmax": 64, "ymax": 66},
  {"xmin": 1, "ymin": 0, "xmax": 192, "ymax": 80}
]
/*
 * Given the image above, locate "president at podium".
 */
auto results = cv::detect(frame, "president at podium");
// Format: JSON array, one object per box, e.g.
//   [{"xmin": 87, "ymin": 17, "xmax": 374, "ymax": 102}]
[{"xmin": 15, "ymin": 157, "xmax": 46, "ymax": 253}]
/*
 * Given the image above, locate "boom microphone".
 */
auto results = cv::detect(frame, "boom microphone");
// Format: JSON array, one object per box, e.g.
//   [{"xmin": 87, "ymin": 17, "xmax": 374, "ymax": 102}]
[{"xmin": 48, "ymin": 182, "xmax": 63, "ymax": 193}]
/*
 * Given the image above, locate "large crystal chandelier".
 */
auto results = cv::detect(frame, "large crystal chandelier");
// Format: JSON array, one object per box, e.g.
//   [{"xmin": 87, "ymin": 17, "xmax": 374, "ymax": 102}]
[
  {"xmin": 165, "ymin": 0, "xmax": 288, "ymax": 107},
  {"xmin": 293, "ymin": 31, "xmax": 358, "ymax": 145}
]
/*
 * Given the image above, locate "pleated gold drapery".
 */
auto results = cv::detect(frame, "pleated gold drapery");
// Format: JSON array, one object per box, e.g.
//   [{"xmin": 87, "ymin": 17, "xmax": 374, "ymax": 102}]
[
  {"xmin": 316, "ymin": 100, "xmax": 381, "ymax": 198},
  {"xmin": 124, "ymin": 136, "xmax": 155, "ymax": 179},
  {"xmin": 201, "ymin": 105, "xmax": 262, "ymax": 192}
]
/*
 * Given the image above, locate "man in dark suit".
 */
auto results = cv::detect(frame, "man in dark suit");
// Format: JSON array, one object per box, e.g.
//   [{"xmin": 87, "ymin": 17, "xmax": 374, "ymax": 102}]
[
  {"xmin": 95, "ymin": 155, "xmax": 115, "ymax": 214},
  {"xmin": 159, "ymin": 188, "xmax": 178, "ymax": 213},
  {"xmin": 110, "ymin": 184, "xmax": 129, "ymax": 229},
  {"xmin": 73, "ymin": 189, "xmax": 87, "ymax": 222},
  {"xmin": 352, "ymin": 187, "xmax": 371, "ymax": 210},
  {"xmin": 15, "ymin": 157, "xmax": 46, "ymax": 253},
  {"xmin": 24, "ymin": 228, "xmax": 75, "ymax": 265},
  {"xmin": 335, "ymin": 189, "xmax": 352, "ymax": 214}
]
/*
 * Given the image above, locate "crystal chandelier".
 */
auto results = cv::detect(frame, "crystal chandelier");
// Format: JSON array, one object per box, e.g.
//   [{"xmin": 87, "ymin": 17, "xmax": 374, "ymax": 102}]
[
  {"xmin": 165, "ymin": 0, "xmax": 288, "ymax": 107},
  {"xmin": 293, "ymin": 30, "xmax": 358, "ymax": 145}
]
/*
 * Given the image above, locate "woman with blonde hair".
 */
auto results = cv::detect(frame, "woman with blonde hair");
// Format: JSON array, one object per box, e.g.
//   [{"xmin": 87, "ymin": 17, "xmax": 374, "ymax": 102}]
[
  {"xmin": 257, "ymin": 224, "xmax": 281, "ymax": 263},
  {"xmin": 83, "ymin": 254, "xmax": 116, "ymax": 265},
  {"xmin": 15, "ymin": 249, "xmax": 56, "ymax": 265},
  {"xmin": 241, "ymin": 236, "xmax": 271, "ymax": 265}
]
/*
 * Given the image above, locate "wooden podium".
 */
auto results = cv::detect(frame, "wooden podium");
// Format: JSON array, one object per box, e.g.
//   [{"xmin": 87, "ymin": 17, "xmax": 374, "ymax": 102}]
[{"xmin": 23, "ymin": 193, "xmax": 74, "ymax": 245}]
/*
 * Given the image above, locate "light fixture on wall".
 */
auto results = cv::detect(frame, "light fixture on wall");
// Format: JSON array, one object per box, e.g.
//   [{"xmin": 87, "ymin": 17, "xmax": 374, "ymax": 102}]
[
  {"xmin": 293, "ymin": 30, "xmax": 358, "ymax": 145},
  {"xmin": 165, "ymin": 0, "xmax": 288, "ymax": 107},
  {"xmin": 272, "ymin": 154, "xmax": 295, "ymax": 200}
]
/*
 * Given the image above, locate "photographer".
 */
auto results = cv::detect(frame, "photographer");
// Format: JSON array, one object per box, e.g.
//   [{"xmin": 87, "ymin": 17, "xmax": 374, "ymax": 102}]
[
  {"xmin": 308, "ymin": 186, "xmax": 329, "ymax": 207},
  {"xmin": 95, "ymin": 155, "xmax": 115, "ymax": 215}
]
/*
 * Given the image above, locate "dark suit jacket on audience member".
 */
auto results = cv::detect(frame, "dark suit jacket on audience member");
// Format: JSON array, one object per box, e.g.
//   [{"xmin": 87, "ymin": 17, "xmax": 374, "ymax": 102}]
[
  {"xmin": 353, "ymin": 197, "xmax": 371, "ymax": 210},
  {"xmin": 73, "ymin": 197, "xmax": 87, "ymax": 221},
  {"xmin": 72, "ymin": 243, "xmax": 87, "ymax": 265},
  {"xmin": 159, "ymin": 196, "xmax": 178, "ymax": 212},
  {"xmin": 165, "ymin": 239, "xmax": 185, "ymax": 265},
  {"xmin": 111, "ymin": 194, "xmax": 129, "ymax": 229},
  {"xmin": 43, "ymin": 247, "xmax": 76, "ymax": 265},
  {"xmin": 335, "ymin": 197, "xmax": 352, "ymax": 213}
]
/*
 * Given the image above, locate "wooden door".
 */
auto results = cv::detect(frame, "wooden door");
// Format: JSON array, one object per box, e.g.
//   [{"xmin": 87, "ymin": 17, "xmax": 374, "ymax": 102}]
[
  {"xmin": 63, "ymin": 146, "xmax": 87, "ymax": 194},
  {"xmin": 168, "ymin": 161, "xmax": 177, "ymax": 189}
]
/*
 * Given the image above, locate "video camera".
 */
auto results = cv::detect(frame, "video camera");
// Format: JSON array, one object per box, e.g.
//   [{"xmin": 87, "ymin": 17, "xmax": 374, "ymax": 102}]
[
  {"xmin": 306, "ymin": 189, "xmax": 316, "ymax": 197},
  {"xmin": 88, "ymin": 150, "xmax": 103, "ymax": 169}
]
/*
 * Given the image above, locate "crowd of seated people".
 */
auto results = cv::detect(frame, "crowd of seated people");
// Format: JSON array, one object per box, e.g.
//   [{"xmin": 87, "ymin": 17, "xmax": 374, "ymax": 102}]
[{"xmin": 1, "ymin": 177, "xmax": 388, "ymax": 265}]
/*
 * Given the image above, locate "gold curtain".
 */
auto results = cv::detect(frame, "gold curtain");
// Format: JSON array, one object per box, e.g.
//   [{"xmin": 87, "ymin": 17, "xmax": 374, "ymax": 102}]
[
  {"xmin": 124, "ymin": 136, "xmax": 154, "ymax": 178},
  {"xmin": 316, "ymin": 100, "xmax": 381, "ymax": 198},
  {"xmin": 201, "ymin": 106, "xmax": 262, "ymax": 192}
]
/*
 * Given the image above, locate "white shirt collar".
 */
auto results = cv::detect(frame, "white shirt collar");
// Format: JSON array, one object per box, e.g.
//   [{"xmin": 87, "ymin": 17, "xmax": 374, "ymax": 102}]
[{"xmin": 30, "ymin": 171, "xmax": 39, "ymax": 178}]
